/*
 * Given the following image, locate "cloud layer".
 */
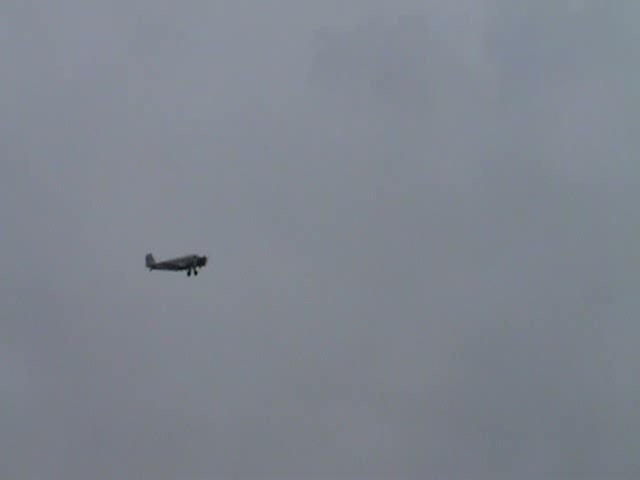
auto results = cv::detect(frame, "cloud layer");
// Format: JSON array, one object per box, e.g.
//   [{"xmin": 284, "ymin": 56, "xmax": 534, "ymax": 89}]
[{"xmin": 2, "ymin": 1, "xmax": 638, "ymax": 478}]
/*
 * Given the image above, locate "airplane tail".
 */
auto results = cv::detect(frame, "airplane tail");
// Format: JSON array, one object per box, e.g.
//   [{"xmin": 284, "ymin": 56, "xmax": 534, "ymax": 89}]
[{"xmin": 145, "ymin": 253, "xmax": 156, "ymax": 269}]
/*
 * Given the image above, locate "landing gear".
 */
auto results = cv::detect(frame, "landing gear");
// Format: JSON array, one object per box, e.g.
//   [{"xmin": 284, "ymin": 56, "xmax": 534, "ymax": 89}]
[
  {"xmin": 193, "ymin": 269, "xmax": 198, "ymax": 276},
  {"xmin": 187, "ymin": 269, "xmax": 191, "ymax": 276}
]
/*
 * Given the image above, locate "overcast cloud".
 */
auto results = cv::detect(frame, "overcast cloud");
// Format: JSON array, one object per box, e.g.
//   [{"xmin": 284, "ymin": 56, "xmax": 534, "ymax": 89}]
[{"xmin": 2, "ymin": 1, "xmax": 639, "ymax": 479}]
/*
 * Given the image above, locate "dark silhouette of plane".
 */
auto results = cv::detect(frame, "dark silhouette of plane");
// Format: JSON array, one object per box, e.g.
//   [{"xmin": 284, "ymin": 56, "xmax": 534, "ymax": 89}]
[{"xmin": 145, "ymin": 253, "xmax": 207, "ymax": 277}]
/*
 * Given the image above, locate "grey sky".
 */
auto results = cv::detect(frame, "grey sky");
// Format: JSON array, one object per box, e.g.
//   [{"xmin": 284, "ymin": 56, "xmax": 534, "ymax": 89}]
[{"xmin": 2, "ymin": 1, "xmax": 639, "ymax": 478}]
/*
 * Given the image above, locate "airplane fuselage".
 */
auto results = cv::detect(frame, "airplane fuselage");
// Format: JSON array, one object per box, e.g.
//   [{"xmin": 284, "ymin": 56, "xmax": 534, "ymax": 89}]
[{"xmin": 146, "ymin": 253, "xmax": 207, "ymax": 276}]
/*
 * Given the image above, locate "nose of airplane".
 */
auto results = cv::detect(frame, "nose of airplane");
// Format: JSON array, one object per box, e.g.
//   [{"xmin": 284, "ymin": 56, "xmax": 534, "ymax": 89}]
[{"xmin": 201, "ymin": 256, "xmax": 208, "ymax": 267}]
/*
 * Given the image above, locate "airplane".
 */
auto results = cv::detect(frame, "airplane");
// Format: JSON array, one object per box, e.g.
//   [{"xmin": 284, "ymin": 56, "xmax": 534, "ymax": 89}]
[{"xmin": 145, "ymin": 253, "xmax": 207, "ymax": 277}]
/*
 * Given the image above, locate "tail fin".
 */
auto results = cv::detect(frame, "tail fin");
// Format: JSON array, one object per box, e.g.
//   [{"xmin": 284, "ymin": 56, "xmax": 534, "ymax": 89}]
[{"xmin": 145, "ymin": 253, "xmax": 156, "ymax": 269}]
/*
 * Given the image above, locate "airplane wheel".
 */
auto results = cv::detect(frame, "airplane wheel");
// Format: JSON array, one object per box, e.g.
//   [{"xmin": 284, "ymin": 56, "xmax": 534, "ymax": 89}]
[
  {"xmin": 187, "ymin": 270, "xmax": 191, "ymax": 276},
  {"xmin": 194, "ymin": 269, "xmax": 198, "ymax": 276}
]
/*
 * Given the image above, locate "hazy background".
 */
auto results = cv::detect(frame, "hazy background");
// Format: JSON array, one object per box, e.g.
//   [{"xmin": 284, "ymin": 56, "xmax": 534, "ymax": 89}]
[{"xmin": 2, "ymin": 1, "xmax": 639, "ymax": 478}]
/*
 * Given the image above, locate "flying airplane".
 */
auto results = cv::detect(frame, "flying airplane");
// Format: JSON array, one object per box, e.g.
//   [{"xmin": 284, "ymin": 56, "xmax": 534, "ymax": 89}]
[{"xmin": 145, "ymin": 253, "xmax": 208, "ymax": 277}]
